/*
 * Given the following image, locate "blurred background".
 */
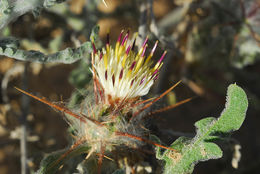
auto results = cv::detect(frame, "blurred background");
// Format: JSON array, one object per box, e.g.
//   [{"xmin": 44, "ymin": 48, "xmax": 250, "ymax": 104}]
[{"xmin": 0, "ymin": 0, "xmax": 260, "ymax": 173}]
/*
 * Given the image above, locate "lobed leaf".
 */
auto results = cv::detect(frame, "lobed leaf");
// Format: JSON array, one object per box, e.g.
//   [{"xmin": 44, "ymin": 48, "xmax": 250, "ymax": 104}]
[
  {"xmin": 157, "ymin": 84, "xmax": 248, "ymax": 174},
  {"xmin": 0, "ymin": 26, "xmax": 99, "ymax": 64},
  {"xmin": 0, "ymin": 37, "xmax": 92, "ymax": 63}
]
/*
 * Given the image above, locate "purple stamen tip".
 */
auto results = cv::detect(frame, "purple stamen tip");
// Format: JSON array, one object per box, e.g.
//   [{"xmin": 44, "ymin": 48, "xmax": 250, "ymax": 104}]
[
  {"xmin": 121, "ymin": 32, "xmax": 129, "ymax": 46},
  {"xmin": 142, "ymin": 37, "xmax": 149, "ymax": 48},
  {"xmin": 112, "ymin": 74, "xmax": 115, "ymax": 86},
  {"xmin": 99, "ymin": 52, "xmax": 103, "ymax": 60},
  {"xmin": 140, "ymin": 77, "xmax": 145, "ymax": 85},
  {"xmin": 151, "ymin": 41, "xmax": 158, "ymax": 54},
  {"xmin": 119, "ymin": 69, "xmax": 124, "ymax": 80},
  {"xmin": 141, "ymin": 45, "xmax": 147, "ymax": 57},
  {"xmin": 106, "ymin": 32, "xmax": 110, "ymax": 45},
  {"xmin": 130, "ymin": 61, "xmax": 136, "ymax": 70},
  {"xmin": 130, "ymin": 79, "xmax": 134, "ymax": 87},
  {"xmin": 158, "ymin": 51, "xmax": 167, "ymax": 64},
  {"xmin": 92, "ymin": 42, "xmax": 97, "ymax": 54},
  {"xmin": 105, "ymin": 70, "xmax": 108, "ymax": 80},
  {"xmin": 125, "ymin": 29, "xmax": 130, "ymax": 37},
  {"xmin": 152, "ymin": 69, "xmax": 158, "ymax": 78},
  {"xmin": 117, "ymin": 30, "xmax": 124, "ymax": 43},
  {"xmin": 126, "ymin": 45, "xmax": 131, "ymax": 55}
]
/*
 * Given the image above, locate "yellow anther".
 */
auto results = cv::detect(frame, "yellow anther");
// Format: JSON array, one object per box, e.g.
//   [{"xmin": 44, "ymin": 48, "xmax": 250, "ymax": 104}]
[
  {"xmin": 106, "ymin": 44, "xmax": 110, "ymax": 55},
  {"xmin": 118, "ymin": 45, "xmax": 125, "ymax": 60},
  {"xmin": 115, "ymin": 42, "xmax": 120, "ymax": 56},
  {"xmin": 104, "ymin": 53, "xmax": 108, "ymax": 69},
  {"xmin": 135, "ymin": 47, "xmax": 144, "ymax": 60},
  {"xmin": 122, "ymin": 54, "xmax": 128, "ymax": 68},
  {"xmin": 144, "ymin": 53, "xmax": 153, "ymax": 65},
  {"xmin": 158, "ymin": 62, "xmax": 163, "ymax": 70},
  {"xmin": 127, "ymin": 69, "xmax": 133, "ymax": 78},
  {"xmin": 135, "ymin": 57, "xmax": 144, "ymax": 73},
  {"xmin": 153, "ymin": 62, "xmax": 160, "ymax": 71}
]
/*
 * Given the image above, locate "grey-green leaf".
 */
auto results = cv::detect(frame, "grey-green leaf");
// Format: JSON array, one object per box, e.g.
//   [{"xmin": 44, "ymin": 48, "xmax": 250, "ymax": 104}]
[
  {"xmin": 157, "ymin": 84, "xmax": 248, "ymax": 174},
  {"xmin": 0, "ymin": 38, "xmax": 92, "ymax": 64},
  {"xmin": 0, "ymin": 0, "xmax": 66, "ymax": 29}
]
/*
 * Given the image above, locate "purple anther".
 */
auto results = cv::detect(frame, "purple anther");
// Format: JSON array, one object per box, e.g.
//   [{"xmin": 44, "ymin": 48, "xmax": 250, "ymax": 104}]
[
  {"xmin": 99, "ymin": 52, "xmax": 103, "ymax": 60},
  {"xmin": 112, "ymin": 74, "xmax": 115, "ymax": 86},
  {"xmin": 121, "ymin": 32, "xmax": 129, "ymax": 46},
  {"xmin": 126, "ymin": 45, "xmax": 131, "ymax": 55},
  {"xmin": 151, "ymin": 69, "xmax": 158, "ymax": 78},
  {"xmin": 139, "ymin": 77, "xmax": 145, "ymax": 85},
  {"xmin": 130, "ymin": 79, "xmax": 135, "ymax": 87},
  {"xmin": 158, "ymin": 51, "xmax": 167, "ymax": 65},
  {"xmin": 142, "ymin": 37, "xmax": 148, "ymax": 48},
  {"xmin": 105, "ymin": 70, "xmax": 108, "ymax": 80},
  {"xmin": 117, "ymin": 30, "xmax": 124, "ymax": 43},
  {"xmin": 106, "ymin": 32, "xmax": 110, "ymax": 45},
  {"xmin": 92, "ymin": 42, "xmax": 97, "ymax": 54},
  {"xmin": 130, "ymin": 61, "xmax": 136, "ymax": 70},
  {"xmin": 151, "ymin": 41, "xmax": 158, "ymax": 55},
  {"xmin": 119, "ymin": 69, "xmax": 124, "ymax": 80},
  {"xmin": 141, "ymin": 45, "xmax": 147, "ymax": 57}
]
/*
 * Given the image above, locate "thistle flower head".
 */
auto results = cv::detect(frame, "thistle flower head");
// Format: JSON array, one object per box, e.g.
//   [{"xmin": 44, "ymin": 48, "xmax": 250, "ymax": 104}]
[
  {"xmin": 92, "ymin": 30, "xmax": 166, "ymax": 105},
  {"xmin": 14, "ymin": 29, "xmax": 185, "ymax": 174}
]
